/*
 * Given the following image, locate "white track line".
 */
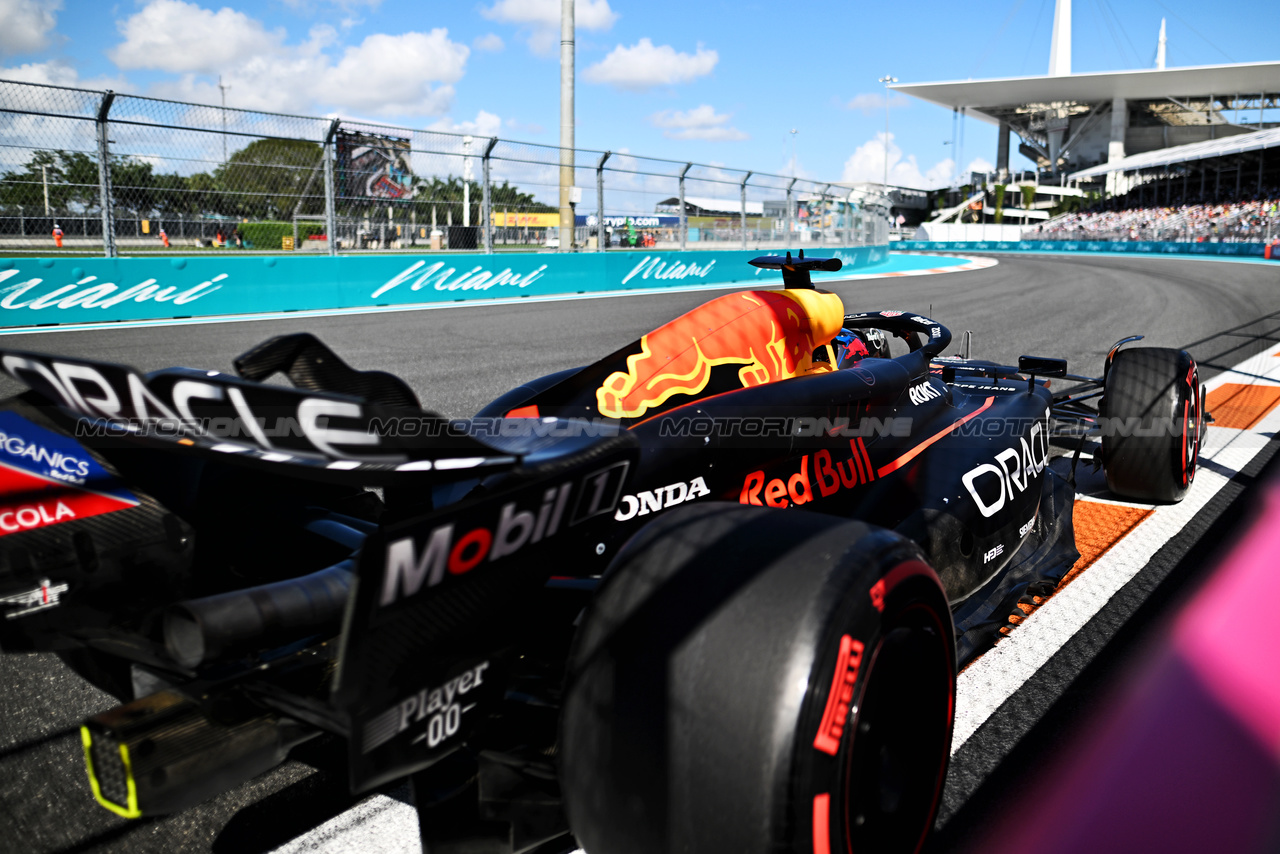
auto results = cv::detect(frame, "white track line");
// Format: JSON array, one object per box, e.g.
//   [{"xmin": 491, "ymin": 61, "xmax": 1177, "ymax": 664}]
[
  {"xmin": 269, "ymin": 784, "xmax": 421, "ymax": 854},
  {"xmin": 951, "ymin": 341, "xmax": 1280, "ymax": 752},
  {"xmin": 0, "ymin": 255, "xmax": 993, "ymax": 337},
  {"xmin": 836, "ymin": 254, "xmax": 997, "ymax": 279}
]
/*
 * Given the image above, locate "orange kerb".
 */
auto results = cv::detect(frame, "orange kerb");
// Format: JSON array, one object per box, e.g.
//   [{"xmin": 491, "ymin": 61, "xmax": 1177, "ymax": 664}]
[
  {"xmin": 1061, "ymin": 500, "xmax": 1154, "ymax": 588},
  {"xmin": 1205, "ymin": 383, "xmax": 1280, "ymax": 430},
  {"xmin": 964, "ymin": 499, "xmax": 1153, "ymax": 666}
]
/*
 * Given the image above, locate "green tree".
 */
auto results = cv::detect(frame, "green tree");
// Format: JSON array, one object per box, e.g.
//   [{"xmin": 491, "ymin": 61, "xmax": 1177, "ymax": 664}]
[
  {"xmin": 215, "ymin": 138, "xmax": 325, "ymax": 219},
  {"xmin": 0, "ymin": 150, "xmax": 101, "ymax": 211},
  {"xmin": 0, "ymin": 150, "xmax": 204, "ymax": 216}
]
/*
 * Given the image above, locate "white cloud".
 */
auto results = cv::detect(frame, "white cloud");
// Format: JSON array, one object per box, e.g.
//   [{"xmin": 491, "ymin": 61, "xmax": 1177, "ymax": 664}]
[
  {"xmin": 845, "ymin": 91, "xmax": 909, "ymax": 115},
  {"xmin": 505, "ymin": 116, "xmax": 544, "ymax": 135},
  {"xmin": 0, "ymin": 0, "xmax": 60, "ymax": 56},
  {"xmin": 965, "ymin": 157, "xmax": 994, "ymax": 174},
  {"xmin": 280, "ymin": 0, "xmax": 381, "ymax": 9},
  {"xmin": 430, "ymin": 110, "xmax": 503, "ymax": 137},
  {"xmin": 673, "ymin": 126, "xmax": 748, "ymax": 141},
  {"xmin": 473, "ymin": 33, "xmax": 504, "ymax": 52},
  {"xmin": 112, "ymin": 3, "xmax": 468, "ymax": 119},
  {"xmin": 110, "ymin": 0, "xmax": 283, "ymax": 73},
  {"xmin": 325, "ymin": 30, "xmax": 468, "ymax": 116},
  {"xmin": 0, "ymin": 59, "xmax": 126, "ymax": 90},
  {"xmin": 649, "ymin": 104, "xmax": 719, "ymax": 129},
  {"xmin": 482, "ymin": 0, "xmax": 617, "ymax": 28},
  {"xmin": 481, "ymin": 0, "xmax": 617, "ymax": 56},
  {"xmin": 649, "ymin": 104, "xmax": 747, "ymax": 141},
  {"xmin": 842, "ymin": 133, "xmax": 953, "ymax": 189},
  {"xmin": 584, "ymin": 38, "xmax": 717, "ymax": 91}
]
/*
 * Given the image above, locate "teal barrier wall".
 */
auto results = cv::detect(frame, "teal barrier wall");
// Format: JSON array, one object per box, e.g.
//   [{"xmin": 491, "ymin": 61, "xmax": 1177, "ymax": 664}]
[
  {"xmin": 896, "ymin": 239, "xmax": 1270, "ymax": 257},
  {"xmin": 0, "ymin": 245, "xmax": 888, "ymax": 328}
]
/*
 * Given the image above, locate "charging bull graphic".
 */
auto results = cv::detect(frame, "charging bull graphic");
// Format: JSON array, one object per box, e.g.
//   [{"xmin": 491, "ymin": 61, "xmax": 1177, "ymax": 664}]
[{"xmin": 595, "ymin": 289, "xmax": 845, "ymax": 420}]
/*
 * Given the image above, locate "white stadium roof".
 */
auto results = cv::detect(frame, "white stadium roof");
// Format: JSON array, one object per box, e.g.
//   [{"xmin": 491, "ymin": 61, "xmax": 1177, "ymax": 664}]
[
  {"xmin": 892, "ymin": 61, "xmax": 1280, "ymax": 125},
  {"xmin": 658, "ymin": 196, "xmax": 764, "ymax": 215},
  {"xmin": 1068, "ymin": 126, "xmax": 1280, "ymax": 180}
]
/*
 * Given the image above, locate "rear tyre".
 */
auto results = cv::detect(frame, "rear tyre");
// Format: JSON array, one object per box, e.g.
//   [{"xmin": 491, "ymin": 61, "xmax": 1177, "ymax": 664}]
[
  {"xmin": 561, "ymin": 503, "xmax": 955, "ymax": 854},
  {"xmin": 1101, "ymin": 347, "xmax": 1202, "ymax": 503}
]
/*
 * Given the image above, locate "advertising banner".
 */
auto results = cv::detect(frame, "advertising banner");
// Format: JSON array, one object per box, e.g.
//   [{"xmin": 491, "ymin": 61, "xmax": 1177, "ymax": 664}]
[
  {"xmin": 578, "ymin": 215, "xmax": 681, "ymax": 228},
  {"xmin": 0, "ymin": 245, "xmax": 889, "ymax": 329},
  {"xmin": 336, "ymin": 131, "xmax": 413, "ymax": 201},
  {"xmin": 490, "ymin": 212, "xmax": 561, "ymax": 228}
]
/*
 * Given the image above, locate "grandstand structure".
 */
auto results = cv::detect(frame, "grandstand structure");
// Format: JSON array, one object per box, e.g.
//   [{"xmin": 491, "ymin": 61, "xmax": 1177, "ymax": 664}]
[{"xmin": 892, "ymin": 0, "xmax": 1280, "ymax": 201}]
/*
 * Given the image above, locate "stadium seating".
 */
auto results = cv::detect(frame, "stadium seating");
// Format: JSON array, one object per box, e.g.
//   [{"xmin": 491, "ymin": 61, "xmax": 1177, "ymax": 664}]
[{"xmin": 1031, "ymin": 190, "xmax": 1280, "ymax": 242}]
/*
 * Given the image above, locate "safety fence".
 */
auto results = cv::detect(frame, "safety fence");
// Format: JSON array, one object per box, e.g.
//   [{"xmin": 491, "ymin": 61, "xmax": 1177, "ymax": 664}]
[{"xmin": 0, "ymin": 78, "xmax": 889, "ymax": 257}]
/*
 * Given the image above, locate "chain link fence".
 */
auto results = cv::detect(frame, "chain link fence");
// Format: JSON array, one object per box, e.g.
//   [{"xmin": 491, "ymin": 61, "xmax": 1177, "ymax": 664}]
[{"xmin": 0, "ymin": 77, "xmax": 889, "ymax": 256}]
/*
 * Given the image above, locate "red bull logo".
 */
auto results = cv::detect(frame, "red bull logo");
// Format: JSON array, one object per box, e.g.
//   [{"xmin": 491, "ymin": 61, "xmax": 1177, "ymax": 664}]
[
  {"xmin": 595, "ymin": 289, "xmax": 844, "ymax": 419},
  {"xmin": 739, "ymin": 438, "xmax": 877, "ymax": 508}
]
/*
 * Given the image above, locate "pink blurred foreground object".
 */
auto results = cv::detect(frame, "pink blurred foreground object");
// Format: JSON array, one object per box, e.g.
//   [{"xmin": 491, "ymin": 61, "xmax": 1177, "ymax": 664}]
[{"xmin": 971, "ymin": 481, "xmax": 1280, "ymax": 853}]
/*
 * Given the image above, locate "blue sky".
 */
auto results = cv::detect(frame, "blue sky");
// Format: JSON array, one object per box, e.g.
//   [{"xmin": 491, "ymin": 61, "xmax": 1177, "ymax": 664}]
[{"xmin": 1, "ymin": 0, "xmax": 1277, "ymax": 190}]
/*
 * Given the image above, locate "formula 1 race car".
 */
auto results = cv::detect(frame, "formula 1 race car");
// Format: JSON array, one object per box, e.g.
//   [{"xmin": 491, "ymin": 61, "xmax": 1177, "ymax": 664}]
[{"xmin": 0, "ymin": 254, "xmax": 1204, "ymax": 854}]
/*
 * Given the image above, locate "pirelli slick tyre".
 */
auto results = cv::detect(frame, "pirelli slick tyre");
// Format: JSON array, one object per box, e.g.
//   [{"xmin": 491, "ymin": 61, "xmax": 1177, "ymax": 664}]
[
  {"xmin": 560, "ymin": 503, "xmax": 955, "ymax": 854},
  {"xmin": 1101, "ymin": 347, "xmax": 1203, "ymax": 503}
]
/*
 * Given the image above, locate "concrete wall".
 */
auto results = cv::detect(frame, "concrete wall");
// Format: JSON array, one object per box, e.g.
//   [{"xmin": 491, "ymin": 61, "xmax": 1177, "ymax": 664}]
[
  {"xmin": 912, "ymin": 223, "xmax": 1026, "ymax": 242},
  {"xmin": 0, "ymin": 244, "xmax": 889, "ymax": 329}
]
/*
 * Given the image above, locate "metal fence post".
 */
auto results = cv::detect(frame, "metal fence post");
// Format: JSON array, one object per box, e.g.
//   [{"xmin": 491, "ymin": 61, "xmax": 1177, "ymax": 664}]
[
  {"xmin": 595, "ymin": 151, "xmax": 611, "ymax": 252},
  {"xmin": 740, "ymin": 171, "xmax": 752, "ymax": 250},
  {"xmin": 96, "ymin": 90, "xmax": 117, "ymax": 258},
  {"xmin": 482, "ymin": 137, "xmax": 498, "ymax": 254},
  {"xmin": 323, "ymin": 118, "xmax": 339, "ymax": 256},
  {"xmin": 785, "ymin": 177, "xmax": 797, "ymax": 251},
  {"xmin": 679, "ymin": 162, "xmax": 692, "ymax": 250},
  {"xmin": 819, "ymin": 183, "xmax": 831, "ymax": 243}
]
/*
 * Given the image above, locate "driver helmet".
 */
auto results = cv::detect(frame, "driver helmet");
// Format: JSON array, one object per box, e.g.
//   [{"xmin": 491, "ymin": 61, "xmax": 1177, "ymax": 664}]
[{"xmin": 838, "ymin": 328, "xmax": 890, "ymax": 364}]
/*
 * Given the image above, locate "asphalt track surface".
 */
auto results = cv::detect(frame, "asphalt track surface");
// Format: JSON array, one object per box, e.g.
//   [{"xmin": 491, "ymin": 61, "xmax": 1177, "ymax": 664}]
[{"xmin": 0, "ymin": 252, "xmax": 1278, "ymax": 854}]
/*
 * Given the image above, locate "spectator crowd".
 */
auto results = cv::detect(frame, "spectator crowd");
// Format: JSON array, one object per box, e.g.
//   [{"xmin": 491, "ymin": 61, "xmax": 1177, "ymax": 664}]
[{"xmin": 1034, "ymin": 187, "xmax": 1280, "ymax": 243}]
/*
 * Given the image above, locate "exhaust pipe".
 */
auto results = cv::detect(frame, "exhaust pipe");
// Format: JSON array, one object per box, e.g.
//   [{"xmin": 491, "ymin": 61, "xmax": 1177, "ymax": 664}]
[
  {"xmin": 163, "ymin": 560, "xmax": 353, "ymax": 668},
  {"xmin": 81, "ymin": 690, "xmax": 316, "ymax": 817}
]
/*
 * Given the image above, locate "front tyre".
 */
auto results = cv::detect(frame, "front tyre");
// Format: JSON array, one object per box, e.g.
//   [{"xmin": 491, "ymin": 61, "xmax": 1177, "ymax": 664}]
[
  {"xmin": 560, "ymin": 504, "xmax": 955, "ymax": 854},
  {"xmin": 1101, "ymin": 347, "xmax": 1203, "ymax": 503}
]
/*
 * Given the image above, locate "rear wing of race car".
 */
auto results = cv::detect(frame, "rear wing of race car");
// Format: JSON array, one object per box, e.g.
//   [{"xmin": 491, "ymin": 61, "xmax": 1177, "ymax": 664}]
[
  {"xmin": 0, "ymin": 341, "xmax": 519, "ymax": 485},
  {"xmin": 748, "ymin": 249, "xmax": 842, "ymax": 289},
  {"xmin": 332, "ymin": 432, "xmax": 635, "ymax": 790},
  {"xmin": 76, "ymin": 428, "xmax": 638, "ymax": 816}
]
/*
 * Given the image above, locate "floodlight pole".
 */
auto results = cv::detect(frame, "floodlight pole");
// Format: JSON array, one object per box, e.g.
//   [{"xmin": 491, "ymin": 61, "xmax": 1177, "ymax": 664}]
[
  {"xmin": 218, "ymin": 75, "xmax": 231, "ymax": 165},
  {"xmin": 740, "ymin": 171, "xmax": 752, "ymax": 250},
  {"xmin": 558, "ymin": 0, "xmax": 575, "ymax": 251},
  {"xmin": 878, "ymin": 75, "xmax": 898, "ymax": 194}
]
